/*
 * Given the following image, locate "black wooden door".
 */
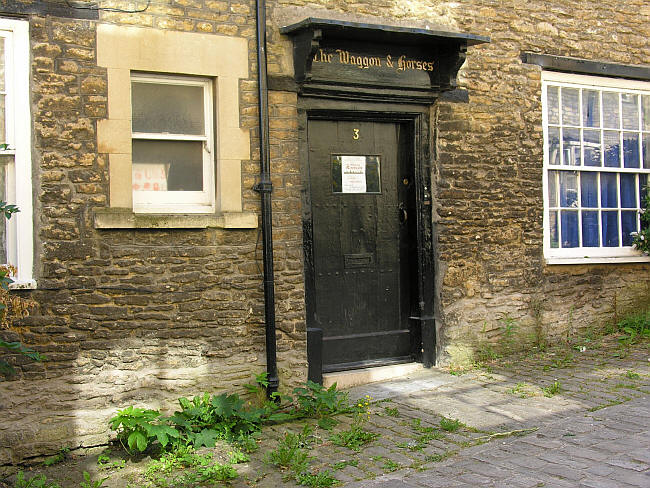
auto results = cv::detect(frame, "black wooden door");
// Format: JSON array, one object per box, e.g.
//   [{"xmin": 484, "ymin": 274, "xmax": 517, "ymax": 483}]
[{"xmin": 307, "ymin": 119, "xmax": 414, "ymax": 372}]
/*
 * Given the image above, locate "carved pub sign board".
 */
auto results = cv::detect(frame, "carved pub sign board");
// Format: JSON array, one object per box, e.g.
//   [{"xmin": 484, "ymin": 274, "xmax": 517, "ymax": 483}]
[{"xmin": 280, "ymin": 18, "xmax": 489, "ymax": 103}]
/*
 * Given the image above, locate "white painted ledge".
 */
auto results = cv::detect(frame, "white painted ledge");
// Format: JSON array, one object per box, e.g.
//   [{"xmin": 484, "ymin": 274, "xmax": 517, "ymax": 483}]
[{"xmin": 323, "ymin": 363, "xmax": 423, "ymax": 389}]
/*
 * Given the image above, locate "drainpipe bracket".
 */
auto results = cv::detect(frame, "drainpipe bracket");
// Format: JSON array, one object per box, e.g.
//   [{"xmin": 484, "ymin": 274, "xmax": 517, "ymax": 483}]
[{"xmin": 253, "ymin": 180, "xmax": 273, "ymax": 193}]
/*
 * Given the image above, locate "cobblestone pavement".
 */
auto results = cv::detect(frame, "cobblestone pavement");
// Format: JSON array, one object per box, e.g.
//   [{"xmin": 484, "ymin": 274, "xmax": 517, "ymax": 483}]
[
  {"xmin": 11, "ymin": 338, "xmax": 649, "ymax": 487},
  {"xmin": 240, "ymin": 338, "xmax": 650, "ymax": 487}
]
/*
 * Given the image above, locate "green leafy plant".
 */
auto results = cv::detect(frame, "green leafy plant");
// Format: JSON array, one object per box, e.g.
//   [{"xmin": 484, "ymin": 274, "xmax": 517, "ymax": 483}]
[
  {"xmin": 631, "ymin": 188, "xmax": 650, "ymax": 254},
  {"xmin": 109, "ymin": 406, "xmax": 178, "ymax": 453},
  {"xmin": 13, "ymin": 472, "xmax": 61, "ymax": 488},
  {"xmin": 293, "ymin": 381, "xmax": 350, "ymax": 418},
  {"xmin": 265, "ymin": 430, "xmax": 311, "ymax": 472},
  {"xmin": 439, "ymin": 417, "xmax": 463, "ymax": 432},
  {"xmin": 295, "ymin": 469, "xmax": 338, "ymax": 487},
  {"xmin": 79, "ymin": 472, "xmax": 108, "ymax": 488},
  {"xmin": 43, "ymin": 447, "xmax": 70, "ymax": 466},
  {"xmin": 616, "ymin": 309, "xmax": 650, "ymax": 345},
  {"xmin": 330, "ymin": 459, "xmax": 358, "ymax": 470},
  {"xmin": 383, "ymin": 406, "xmax": 399, "ymax": 417},
  {"xmin": 329, "ymin": 425, "xmax": 378, "ymax": 452},
  {"xmin": 625, "ymin": 370, "xmax": 641, "ymax": 379},
  {"xmin": 542, "ymin": 381, "xmax": 562, "ymax": 398}
]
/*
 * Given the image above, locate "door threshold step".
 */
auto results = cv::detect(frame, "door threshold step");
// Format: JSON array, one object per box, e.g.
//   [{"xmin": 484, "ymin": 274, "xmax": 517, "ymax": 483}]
[{"xmin": 323, "ymin": 362, "xmax": 423, "ymax": 389}]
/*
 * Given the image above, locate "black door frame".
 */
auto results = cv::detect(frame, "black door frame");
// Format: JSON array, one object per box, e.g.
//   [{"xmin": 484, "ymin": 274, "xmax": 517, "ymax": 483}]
[{"xmin": 298, "ymin": 97, "xmax": 436, "ymax": 381}]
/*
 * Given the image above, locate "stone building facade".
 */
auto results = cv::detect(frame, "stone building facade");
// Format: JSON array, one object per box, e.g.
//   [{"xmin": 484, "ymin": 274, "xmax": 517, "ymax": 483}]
[{"xmin": 0, "ymin": 0, "xmax": 648, "ymax": 466}]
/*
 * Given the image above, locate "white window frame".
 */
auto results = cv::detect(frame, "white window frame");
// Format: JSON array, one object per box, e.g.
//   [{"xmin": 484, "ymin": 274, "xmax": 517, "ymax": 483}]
[
  {"xmin": 131, "ymin": 73, "xmax": 215, "ymax": 214},
  {"xmin": 542, "ymin": 71, "xmax": 650, "ymax": 265},
  {"xmin": 0, "ymin": 18, "xmax": 33, "ymax": 287}
]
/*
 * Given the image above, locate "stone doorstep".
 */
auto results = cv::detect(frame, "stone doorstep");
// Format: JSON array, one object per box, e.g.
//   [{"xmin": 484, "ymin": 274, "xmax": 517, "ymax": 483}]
[{"xmin": 323, "ymin": 363, "xmax": 424, "ymax": 389}]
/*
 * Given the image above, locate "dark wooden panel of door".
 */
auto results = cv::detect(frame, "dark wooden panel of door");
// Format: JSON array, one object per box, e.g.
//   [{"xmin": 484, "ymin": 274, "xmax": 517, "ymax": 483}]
[{"xmin": 308, "ymin": 119, "xmax": 413, "ymax": 372}]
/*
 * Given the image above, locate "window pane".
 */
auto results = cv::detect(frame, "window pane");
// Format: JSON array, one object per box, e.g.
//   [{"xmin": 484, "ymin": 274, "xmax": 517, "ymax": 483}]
[
  {"xmin": 0, "ymin": 37, "xmax": 4, "ymax": 92},
  {"xmin": 601, "ymin": 173, "xmax": 618, "ymax": 208},
  {"xmin": 549, "ymin": 211, "xmax": 559, "ymax": 248},
  {"xmin": 641, "ymin": 174, "xmax": 648, "ymax": 206},
  {"xmin": 621, "ymin": 211, "xmax": 637, "ymax": 246},
  {"xmin": 547, "ymin": 86, "xmax": 559, "ymax": 124},
  {"xmin": 0, "ymin": 156, "xmax": 7, "ymax": 262},
  {"xmin": 643, "ymin": 95, "xmax": 650, "ymax": 131},
  {"xmin": 0, "ymin": 94, "xmax": 5, "ymax": 145},
  {"xmin": 603, "ymin": 92, "xmax": 620, "ymax": 129},
  {"xmin": 582, "ymin": 89, "xmax": 600, "ymax": 127},
  {"xmin": 643, "ymin": 134, "xmax": 650, "ymax": 169},
  {"xmin": 561, "ymin": 88, "xmax": 580, "ymax": 126},
  {"xmin": 561, "ymin": 210, "xmax": 579, "ymax": 248},
  {"xmin": 132, "ymin": 140, "xmax": 204, "ymax": 191},
  {"xmin": 583, "ymin": 129, "xmax": 601, "ymax": 166},
  {"xmin": 604, "ymin": 131, "xmax": 620, "ymax": 167},
  {"xmin": 559, "ymin": 171, "xmax": 578, "ymax": 208},
  {"xmin": 623, "ymin": 132, "xmax": 640, "ymax": 168},
  {"xmin": 601, "ymin": 211, "xmax": 619, "ymax": 247},
  {"xmin": 581, "ymin": 210, "xmax": 599, "ymax": 247},
  {"xmin": 621, "ymin": 94, "xmax": 639, "ymax": 130},
  {"xmin": 563, "ymin": 128, "xmax": 580, "ymax": 165},
  {"xmin": 132, "ymin": 81, "xmax": 205, "ymax": 135},
  {"xmin": 548, "ymin": 170, "xmax": 558, "ymax": 207},
  {"xmin": 548, "ymin": 127, "xmax": 560, "ymax": 165},
  {"xmin": 580, "ymin": 172, "xmax": 598, "ymax": 207},
  {"xmin": 620, "ymin": 173, "xmax": 636, "ymax": 208}
]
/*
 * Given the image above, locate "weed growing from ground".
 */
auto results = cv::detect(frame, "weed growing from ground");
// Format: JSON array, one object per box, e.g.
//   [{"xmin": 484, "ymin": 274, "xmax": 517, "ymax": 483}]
[
  {"xmin": 43, "ymin": 447, "xmax": 69, "ymax": 467},
  {"xmin": 616, "ymin": 309, "xmax": 650, "ymax": 345},
  {"xmin": 624, "ymin": 370, "xmax": 641, "ymax": 379},
  {"xmin": 13, "ymin": 472, "xmax": 61, "ymax": 488},
  {"xmin": 439, "ymin": 417, "xmax": 463, "ymax": 432},
  {"xmin": 79, "ymin": 472, "xmax": 108, "ymax": 488},
  {"xmin": 383, "ymin": 406, "xmax": 399, "ymax": 417},
  {"xmin": 330, "ymin": 459, "xmax": 358, "ymax": 470},
  {"xmin": 542, "ymin": 381, "xmax": 562, "ymax": 397},
  {"xmin": 295, "ymin": 469, "xmax": 338, "ymax": 487},
  {"xmin": 381, "ymin": 458, "xmax": 401, "ymax": 472}
]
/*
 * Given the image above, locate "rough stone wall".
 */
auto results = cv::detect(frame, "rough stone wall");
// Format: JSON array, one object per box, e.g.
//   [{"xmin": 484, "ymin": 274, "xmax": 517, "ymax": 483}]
[
  {"xmin": 264, "ymin": 0, "xmax": 650, "ymax": 365},
  {"xmin": 0, "ymin": 1, "xmax": 307, "ymax": 467}
]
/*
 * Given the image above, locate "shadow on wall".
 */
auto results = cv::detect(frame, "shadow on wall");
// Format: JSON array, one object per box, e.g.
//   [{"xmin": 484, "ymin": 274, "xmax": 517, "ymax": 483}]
[{"xmin": 0, "ymin": 227, "xmax": 308, "ymax": 471}]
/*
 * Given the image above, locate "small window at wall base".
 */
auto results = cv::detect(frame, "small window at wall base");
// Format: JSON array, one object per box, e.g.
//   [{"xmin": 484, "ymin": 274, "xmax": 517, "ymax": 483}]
[
  {"xmin": 542, "ymin": 71, "xmax": 650, "ymax": 264},
  {"xmin": 0, "ymin": 18, "xmax": 34, "ymax": 287},
  {"xmin": 131, "ymin": 73, "xmax": 215, "ymax": 213}
]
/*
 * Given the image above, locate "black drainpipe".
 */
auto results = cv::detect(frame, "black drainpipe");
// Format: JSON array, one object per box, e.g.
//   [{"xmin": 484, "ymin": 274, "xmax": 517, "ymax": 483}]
[{"xmin": 253, "ymin": 0, "xmax": 279, "ymax": 398}]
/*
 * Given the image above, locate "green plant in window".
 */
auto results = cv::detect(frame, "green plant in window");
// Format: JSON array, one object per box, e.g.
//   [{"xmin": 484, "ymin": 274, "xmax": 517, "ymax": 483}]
[{"xmin": 631, "ymin": 188, "xmax": 650, "ymax": 255}]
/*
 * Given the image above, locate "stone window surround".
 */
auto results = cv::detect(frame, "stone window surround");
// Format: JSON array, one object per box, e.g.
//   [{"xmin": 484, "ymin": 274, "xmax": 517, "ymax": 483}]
[
  {"xmin": 0, "ymin": 18, "xmax": 34, "ymax": 288},
  {"xmin": 94, "ymin": 24, "xmax": 256, "ymax": 229},
  {"xmin": 541, "ymin": 70, "xmax": 650, "ymax": 265}
]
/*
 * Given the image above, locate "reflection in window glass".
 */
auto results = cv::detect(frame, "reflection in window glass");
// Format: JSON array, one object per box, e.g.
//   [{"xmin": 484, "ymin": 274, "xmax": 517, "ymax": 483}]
[
  {"xmin": 548, "ymin": 127, "xmax": 560, "ymax": 165},
  {"xmin": 601, "ymin": 173, "xmax": 618, "ymax": 208},
  {"xmin": 620, "ymin": 174, "xmax": 636, "ymax": 208},
  {"xmin": 549, "ymin": 211, "xmax": 559, "ymax": 248},
  {"xmin": 581, "ymin": 211, "xmax": 599, "ymax": 247},
  {"xmin": 562, "ymin": 88, "xmax": 580, "ymax": 126},
  {"xmin": 559, "ymin": 171, "xmax": 578, "ymax": 208},
  {"xmin": 547, "ymin": 86, "xmax": 559, "ymax": 125},
  {"xmin": 561, "ymin": 211, "xmax": 579, "ymax": 248},
  {"xmin": 563, "ymin": 128, "xmax": 581, "ymax": 165},
  {"xmin": 621, "ymin": 93, "xmax": 639, "ymax": 130},
  {"xmin": 623, "ymin": 132, "xmax": 640, "ymax": 168},
  {"xmin": 601, "ymin": 211, "xmax": 619, "ymax": 247},
  {"xmin": 604, "ymin": 131, "xmax": 621, "ymax": 167},
  {"xmin": 548, "ymin": 170, "xmax": 558, "ymax": 207},
  {"xmin": 582, "ymin": 89, "xmax": 600, "ymax": 127},
  {"xmin": 603, "ymin": 92, "xmax": 620, "ymax": 129},
  {"xmin": 621, "ymin": 211, "xmax": 637, "ymax": 246},
  {"xmin": 580, "ymin": 172, "xmax": 598, "ymax": 208},
  {"xmin": 583, "ymin": 129, "xmax": 601, "ymax": 166}
]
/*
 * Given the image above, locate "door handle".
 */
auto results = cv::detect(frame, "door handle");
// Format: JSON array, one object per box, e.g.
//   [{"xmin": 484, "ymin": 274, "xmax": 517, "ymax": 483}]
[{"xmin": 398, "ymin": 202, "xmax": 408, "ymax": 223}]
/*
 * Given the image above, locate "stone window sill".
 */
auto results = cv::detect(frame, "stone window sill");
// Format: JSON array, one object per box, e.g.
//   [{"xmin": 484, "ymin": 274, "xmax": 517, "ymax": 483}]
[{"xmin": 93, "ymin": 208, "xmax": 258, "ymax": 229}]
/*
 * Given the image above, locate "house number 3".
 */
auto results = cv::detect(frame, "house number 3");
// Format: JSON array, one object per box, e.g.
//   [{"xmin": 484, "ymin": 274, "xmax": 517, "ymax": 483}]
[{"xmin": 353, "ymin": 128, "xmax": 360, "ymax": 140}]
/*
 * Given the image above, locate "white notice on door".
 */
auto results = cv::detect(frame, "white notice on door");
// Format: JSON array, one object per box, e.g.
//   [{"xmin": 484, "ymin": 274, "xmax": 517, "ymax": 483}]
[{"xmin": 341, "ymin": 156, "xmax": 367, "ymax": 193}]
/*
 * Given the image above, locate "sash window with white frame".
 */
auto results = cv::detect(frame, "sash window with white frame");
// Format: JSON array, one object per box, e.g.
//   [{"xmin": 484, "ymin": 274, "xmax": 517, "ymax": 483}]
[
  {"xmin": 131, "ymin": 74, "xmax": 215, "ymax": 213},
  {"xmin": 0, "ymin": 18, "xmax": 33, "ymax": 287},
  {"xmin": 542, "ymin": 71, "xmax": 650, "ymax": 263}
]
